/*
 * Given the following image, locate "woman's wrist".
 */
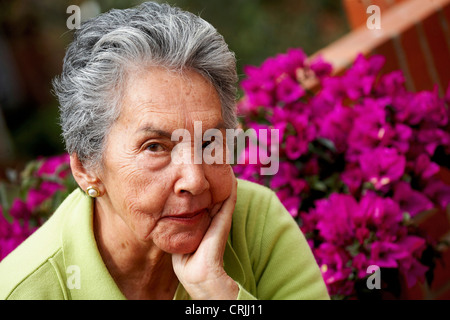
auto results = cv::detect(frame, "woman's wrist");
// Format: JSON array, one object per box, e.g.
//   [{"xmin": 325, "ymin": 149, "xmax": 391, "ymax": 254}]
[{"xmin": 183, "ymin": 273, "xmax": 239, "ymax": 300}]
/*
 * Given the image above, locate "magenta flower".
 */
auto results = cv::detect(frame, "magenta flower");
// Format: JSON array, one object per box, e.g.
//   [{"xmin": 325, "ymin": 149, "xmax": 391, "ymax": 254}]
[
  {"xmin": 277, "ymin": 48, "xmax": 307, "ymax": 78},
  {"xmin": 412, "ymin": 153, "xmax": 440, "ymax": 181},
  {"xmin": 414, "ymin": 127, "xmax": 450, "ymax": 156},
  {"xmin": 317, "ymin": 103, "xmax": 355, "ymax": 153},
  {"xmin": 314, "ymin": 243, "xmax": 354, "ymax": 296},
  {"xmin": 240, "ymin": 77, "xmax": 275, "ymax": 108},
  {"xmin": 393, "ymin": 86, "xmax": 448, "ymax": 128},
  {"xmin": 338, "ymin": 54, "xmax": 384, "ymax": 100},
  {"xmin": 312, "ymin": 193, "xmax": 359, "ymax": 246},
  {"xmin": 309, "ymin": 55, "xmax": 332, "ymax": 78},
  {"xmin": 414, "ymin": 86, "xmax": 448, "ymax": 126},
  {"xmin": 346, "ymin": 98, "xmax": 413, "ymax": 160},
  {"xmin": 375, "ymin": 70, "xmax": 406, "ymax": 97},
  {"xmin": 319, "ymin": 76, "xmax": 348, "ymax": 104},
  {"xmin": 393, "ymin": 181, "xmax": 434, "ymax": 217},
  {"xmin": 285, "ymin": 135, "xmax": 305, "ymax": 160},
  {"xmin": 9, "ymin": 199, "xmax": 31, "ymax": 220},
  {"xmin": 0, "ymin": 206, "xmax": 36, "ymax": 261},
  {"xmin": 37, "ymin": 153, "xmax": 70, "ymax": 177},
  {"xmin": 341, "ymin": 165, "xmax": 363, "ymax": 195},
  {"xmin": 269, "ymin": 162, "xmax": 307, "ymax": 197},
  {"xmin": 357, "ymin": 192, "xmax": 404, "ymax": 241},
  {"xmin": 283, "ymin": 113, "xmax": 315, "ymax": 160},
  {"xmin": 26, "ymin": 181, "xmax": 64, "ymax": 212},
  {"xmin": 276, "ymin": 75, "xmax": 304, "ymax": 104},
  {"xmin": 232, "ymin": 163, "xmax": 262, "ymax": 184},
  {"xmin": 370, "ymin": 241, "xmax": 408, "ymax": 268},
  {"xmin": 423, "ymin": 178, "xmax": 450, "ymax": 209},
  {"xmin": 396, "ymin": 236, "xmax": 428, "ymax": 288},
  {"xmin": 350, "ymin": 54, "xmax": 385, "ymax": 78},
  {"xmin": 352, "ymin": 253, "xmax": 371, "ymax": 279},
  {"xmin": 359, "ymin": 147, "xmax": 406, "ymax": 190}
]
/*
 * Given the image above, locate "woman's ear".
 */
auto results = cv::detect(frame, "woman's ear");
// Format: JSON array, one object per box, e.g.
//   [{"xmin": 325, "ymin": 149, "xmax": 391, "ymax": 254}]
[{"xmin": 70, "ymin": 153, "xmax": 103, "ymax": 194}]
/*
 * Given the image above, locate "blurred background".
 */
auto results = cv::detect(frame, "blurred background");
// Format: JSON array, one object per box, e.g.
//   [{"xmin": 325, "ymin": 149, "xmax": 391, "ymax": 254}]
[{"xmin": 0, "ymin": 0, "xmax": 348, "ymax": 172}]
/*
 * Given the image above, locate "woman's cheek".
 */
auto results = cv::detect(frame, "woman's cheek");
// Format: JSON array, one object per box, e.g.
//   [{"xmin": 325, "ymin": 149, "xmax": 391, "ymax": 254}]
[{"xmin": 207, "ymin": 164, "xmax": 233, "ymax": 204}]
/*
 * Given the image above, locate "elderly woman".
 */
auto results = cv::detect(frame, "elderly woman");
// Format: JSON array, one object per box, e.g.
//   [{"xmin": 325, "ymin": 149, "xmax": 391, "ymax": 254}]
[{"xmin": 0, "ymin": 2, "xmax": 329, "ymax": 300}]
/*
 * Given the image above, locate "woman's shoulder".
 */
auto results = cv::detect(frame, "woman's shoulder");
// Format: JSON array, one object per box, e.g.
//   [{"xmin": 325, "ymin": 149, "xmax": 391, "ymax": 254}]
[
  {"xmin": 236, "ymin": 178, "xmax": 275, "ymax": 204},
  {"xmin": 235, "ymin": 178, "xmax": 287, "ymax": 219},
  {"xmin": 233, "ymin": 178, "xmax": 287, "ymax": 243}
]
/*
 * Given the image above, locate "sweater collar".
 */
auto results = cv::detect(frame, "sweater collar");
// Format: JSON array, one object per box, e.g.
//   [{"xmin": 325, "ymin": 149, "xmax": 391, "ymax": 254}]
[{"xmin": 61, "ymin": 188, "xmax": 125, "ymax": 300}]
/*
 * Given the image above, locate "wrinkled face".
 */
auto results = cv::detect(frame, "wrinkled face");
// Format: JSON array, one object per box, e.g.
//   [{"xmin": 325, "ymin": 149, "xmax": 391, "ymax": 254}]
[{"xmin": 95, "ymin": 67, "xmax": 233, "ymax": 254}]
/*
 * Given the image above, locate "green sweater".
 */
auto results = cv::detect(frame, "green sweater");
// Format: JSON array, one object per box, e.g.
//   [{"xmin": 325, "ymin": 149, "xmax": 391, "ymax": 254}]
[{"xmin": 0, "ymin": 179, "xmax": 329, "ymax": 300}]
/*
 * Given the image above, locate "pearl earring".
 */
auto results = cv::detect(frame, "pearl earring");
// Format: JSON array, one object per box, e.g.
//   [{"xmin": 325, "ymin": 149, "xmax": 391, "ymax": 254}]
[{"xmin": 86, "ymin": 186, "xmax": 100, "ymax": 198}]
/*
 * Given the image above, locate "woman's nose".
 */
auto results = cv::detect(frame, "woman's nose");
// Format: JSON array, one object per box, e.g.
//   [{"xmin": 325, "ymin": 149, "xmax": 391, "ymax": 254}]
[{"xmin": 174, "ymin": 162, "xmax": 210, "ymax": 196}]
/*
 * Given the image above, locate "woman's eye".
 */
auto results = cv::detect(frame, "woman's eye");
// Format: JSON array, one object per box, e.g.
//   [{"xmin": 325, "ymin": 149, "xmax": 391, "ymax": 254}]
[{"xmin": 146, "ymin": 143, "xmax": 165, "ymax": 152}]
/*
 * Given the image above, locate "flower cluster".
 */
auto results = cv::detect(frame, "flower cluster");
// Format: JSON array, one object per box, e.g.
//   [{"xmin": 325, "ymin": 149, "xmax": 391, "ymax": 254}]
[
  {"xmin": 234, "ymin": 48, "xmax": 450, "ymax": 298},
  {"xmin": 0, "ymin": 154, "xmax": 75, "ymax": 261}
]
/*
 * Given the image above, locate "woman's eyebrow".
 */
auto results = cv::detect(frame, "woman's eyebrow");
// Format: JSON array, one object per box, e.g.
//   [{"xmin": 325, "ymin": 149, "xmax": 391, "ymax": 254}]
[
  {"xmin": 137, "ymin": 120, "xmax": 227, "ymax": 137},
  {"xmin": 137, "ymin": 126, "xmax": 172, "ymax": 139}
]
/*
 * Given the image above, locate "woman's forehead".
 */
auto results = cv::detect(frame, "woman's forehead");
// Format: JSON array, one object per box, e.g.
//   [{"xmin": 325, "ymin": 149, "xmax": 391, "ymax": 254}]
[{"xmin": 118, "ymin": 66, "xmax": 223, "ymax": 130}]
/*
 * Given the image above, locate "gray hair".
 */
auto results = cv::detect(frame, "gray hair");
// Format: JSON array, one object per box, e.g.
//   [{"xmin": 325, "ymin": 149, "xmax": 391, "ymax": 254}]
[{"xmin": 53, "ymin": 1, "xmax": 238, "ymax": 169}]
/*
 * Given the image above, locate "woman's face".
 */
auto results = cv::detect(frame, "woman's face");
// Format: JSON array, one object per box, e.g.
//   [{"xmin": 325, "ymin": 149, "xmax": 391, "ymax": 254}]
[{"xmin": 95, "ymin": 67, "xmax": 233, "ymax": 254}]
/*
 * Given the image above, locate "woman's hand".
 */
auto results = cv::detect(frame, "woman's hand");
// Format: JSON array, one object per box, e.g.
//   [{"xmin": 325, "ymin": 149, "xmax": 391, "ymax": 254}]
[{"xmin": 172, "ymin": 171, "xmax": 238, "ymax": 300}]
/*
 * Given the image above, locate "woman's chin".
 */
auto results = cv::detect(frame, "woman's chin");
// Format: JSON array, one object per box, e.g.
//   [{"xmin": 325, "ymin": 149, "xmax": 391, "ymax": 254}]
[
  {"xmin": 158, "ymin": 236, "xmax": 203, "ymax": 255},
  {"xmin": 150, "ymin": 213, "xmax": 211, "ymax": 254}
]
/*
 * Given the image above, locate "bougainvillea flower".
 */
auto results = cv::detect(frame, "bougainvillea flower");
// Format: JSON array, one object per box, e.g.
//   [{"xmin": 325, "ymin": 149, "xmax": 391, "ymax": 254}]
[
  {"xmin": 375, "ymin": 70, "xmax": 405, "ymax": 97},
  {"xmin": 269, "ymin": 162, "xmax": 300, "ymax": 190},
  {"xmin": 9, "ymin": 199, "xmax": 31, "ymax": 220},
  {"xmin": 359, "ymin": 147, "xmax": 406, "ymax": 190},
  {"xmin": 26, "ymin": 181, "xmax": 65, "ymax": 212},
  {"xmin": 0, "ymin": 211, "xmax": 36, "ymax": 261},
  {"xmin": 414, "ymin": 86, "xmax": 448, "ymax": 126},
  {"xmin": 393, "ymin": 181, "xmax": 434, "ymax": 217},
  {"xmin": 341, "ymin": 165, "xmax": 363, "ymax": 195},
  {"xmin": 369, "ymin": 241, "xmax": 408, "ymax": 268},
  {"xmin": 309, "ymin": 55, "xmax": 332, "ymax": 78},
  {"xmin": 240, "ymin": 77, "xmax": 274, "ymax": 107},
  {"xmin": 314, "ymin": 243, "xmax": 354, "ymax": 296},
  {"xmin": 317, "ymin": 103, "xmax": 355, "ymax": 153},
  {"xmin": 415, "ymin": 127, "xmax": 450, "ymax": 156},
  {"xmin": 276, "ymin": 75, "xmax": 304, "ymax": 104},
  {"xmin": 357, "ymin": 191, "xmax": 404, "ymax": 241},
  {"xmin": 37, "ymin": 153, "xmax": 70, "ymax": 177},
  {"xmin": 277, "ymin": 48, "xmax": 307, "ymax": 78},
  {"xmin": 313, "ymin": 193, "xmax": 359, "ymax": 246},
  {"xmin": 396, "ymin": 236, "xmax": 428, "ymax": 288},
  {"xmin": 412, "ymin": 153, "xmax": 440, "ymax": 181},
  {"xmin": 423, "ymin": 178, "xmax": 450, "ymax": 209}
]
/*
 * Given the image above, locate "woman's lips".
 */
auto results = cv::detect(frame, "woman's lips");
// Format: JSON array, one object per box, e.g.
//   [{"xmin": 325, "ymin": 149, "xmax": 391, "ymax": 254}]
[{"xmin": 162, "ymin": 208, "xmax": 208, "ymax": 223}]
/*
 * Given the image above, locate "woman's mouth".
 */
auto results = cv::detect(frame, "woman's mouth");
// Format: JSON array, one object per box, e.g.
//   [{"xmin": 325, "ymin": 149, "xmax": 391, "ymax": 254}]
[{"xmin": 161, "ymin": 208, "xmax": 208, "ymax": 224}]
